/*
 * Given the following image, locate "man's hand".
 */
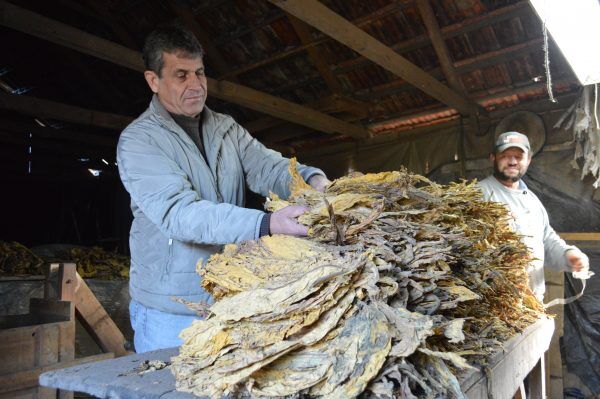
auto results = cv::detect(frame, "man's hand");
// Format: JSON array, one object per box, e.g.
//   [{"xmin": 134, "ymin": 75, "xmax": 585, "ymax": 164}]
[
  {"xmin": 308, "ymin": 174, "xmax": 331, "ymax": 193},
  {"xmin": 566, "ymin": 248, "xmax": 590, "ymax": 274},
  {"xmin": 270, "ymin": 205, "xmax": 308, "ymax": 236}
]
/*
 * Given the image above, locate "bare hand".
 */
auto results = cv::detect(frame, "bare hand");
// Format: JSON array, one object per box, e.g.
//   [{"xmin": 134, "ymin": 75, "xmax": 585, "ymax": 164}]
[
  {"xmin": 566, "ymin": 248, "xmax": 589, "ymax": 274},
  {"xmin": 308, "ymin": 174, "xmax": 331, "ymax": 193},
  {"xmin": 269, "ymin": 205, "xmax": 308, "ymax": 236}
]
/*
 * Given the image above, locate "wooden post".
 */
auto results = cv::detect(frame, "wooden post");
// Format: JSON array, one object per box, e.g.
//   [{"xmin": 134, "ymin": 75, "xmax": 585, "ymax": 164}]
[
  {"xmin": 73, "ymin": 273, "xmax": 128, "ymax": 357},
  {"xmin": 46, "ymin": 263, "xmax": 128, "ymax": 357}
]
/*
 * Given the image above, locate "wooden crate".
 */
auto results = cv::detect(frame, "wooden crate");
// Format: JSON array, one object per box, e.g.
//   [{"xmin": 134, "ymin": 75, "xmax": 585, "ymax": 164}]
[{"xmin": 0, "ymin": 298, "xmax": 74, "ymax": 399}]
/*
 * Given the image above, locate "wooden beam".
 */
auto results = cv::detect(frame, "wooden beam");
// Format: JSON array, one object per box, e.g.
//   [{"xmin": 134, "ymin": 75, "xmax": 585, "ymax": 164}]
[
  {"xmin": 286, "ymin": 14, "xmax": 342, "ymax": 93},
  {"xmin": 367, "ymin": 76, "xmax": 576, "ymax": 132},
  {"xmin": 69, "ymin": 269, "xmax": 128, "ymax": 357},
  {"xmin": 0, "ymin": 1, "xmax": 368, "ymax": 139},
  {"xmin": 0, "ymin": 118, "xmax": 116, "ymax": 147},
  {"xmin": 356, "ymin": 37, "xmax": 544, "ymax": 101},
  {"xmin": 332, "ymin": 0, "xmax": 531, "ymax": 75},
  {"xmin": 219, "ymin": 2, "xmax": 415, "ymax": 80},
  {"xmin": 416, "ymin": 0, "xmax": 464, "ymax": 93},
  {"xmin": 0, "ymin": 131, "xmax": 115, "ymax": 158},
  {"xmin": 0, "ymin": 93, "xmax": 133, "ymax": 130},
  {"xmin": 208, "ymin": 79, "xmax": 369, "ymax": 138},
  {"xmin": 455, "ymin": 37, "xmax": 543, "ymax": 74},
  {"xmin": 0, "ymin": 353, "xmax": 114, "ymax": 394},
  {"xmin": 246, "ymin": 94, "xmax": 368, "ymax": 134},
  {"xmin": 268, "ymin": 0, "xmax": 483, "ymax": 116},
  {"xmin": 558, "ymin": 233, "xmax": 600, "ymax": 241},
  {"xmin": 59, "ymin": 0, "xmax": 138, "ymax": 49}
]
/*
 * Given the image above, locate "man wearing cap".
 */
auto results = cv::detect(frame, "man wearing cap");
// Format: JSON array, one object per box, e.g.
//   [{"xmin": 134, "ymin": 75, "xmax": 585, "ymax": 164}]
[{"xmin": 477, "ymin": 131, "xmax": 589, "ymax": 302}]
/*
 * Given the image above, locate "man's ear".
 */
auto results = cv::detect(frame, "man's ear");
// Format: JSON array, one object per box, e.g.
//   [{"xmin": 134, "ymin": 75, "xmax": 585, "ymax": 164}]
[
  {"xmin": 489, "ymin": 153, "xmax": 495, "ymax": 162},
  {"xmin": 144, "ymin": 71, "xmax": 160, "ymax": 93}
]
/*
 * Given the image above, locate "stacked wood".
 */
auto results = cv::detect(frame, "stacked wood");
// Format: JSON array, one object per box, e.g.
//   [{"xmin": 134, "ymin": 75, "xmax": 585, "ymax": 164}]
[{"xmin": 172, "ymin": 161, "xmax": 544, "ymax": 398}]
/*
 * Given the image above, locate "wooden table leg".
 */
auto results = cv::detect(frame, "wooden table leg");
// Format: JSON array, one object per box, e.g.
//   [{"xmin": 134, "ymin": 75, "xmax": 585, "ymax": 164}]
[{"xmin": 528, "ymin": 355, "xmax": 546, "ymax": 399}]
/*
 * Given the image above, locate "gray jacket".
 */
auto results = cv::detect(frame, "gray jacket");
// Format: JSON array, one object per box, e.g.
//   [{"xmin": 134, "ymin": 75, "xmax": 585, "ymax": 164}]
[
  {"xmin": 477, "ymin": 176, "xmax": 573, "ymax": 301},
  {"xmin": 117, "ymin": 96, "xmax": 324, "ymax": 314}
]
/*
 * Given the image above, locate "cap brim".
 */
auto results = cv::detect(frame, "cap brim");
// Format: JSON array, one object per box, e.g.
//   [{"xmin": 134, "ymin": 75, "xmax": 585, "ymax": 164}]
[{"xmin": 496, "ymin": 143, "xmax": 529, "ymax": 153}]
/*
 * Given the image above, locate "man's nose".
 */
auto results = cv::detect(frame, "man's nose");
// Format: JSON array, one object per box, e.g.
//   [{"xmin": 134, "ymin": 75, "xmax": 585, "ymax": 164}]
[{"xmin": 188, "ymin": 74, "xmax": 204, "ymax": 88}]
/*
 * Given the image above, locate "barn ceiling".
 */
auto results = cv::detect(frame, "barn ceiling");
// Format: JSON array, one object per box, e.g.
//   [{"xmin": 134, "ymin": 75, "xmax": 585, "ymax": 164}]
[{"xmin": 0, "ymin": 0, "xmax": 579, "ymax": 177}]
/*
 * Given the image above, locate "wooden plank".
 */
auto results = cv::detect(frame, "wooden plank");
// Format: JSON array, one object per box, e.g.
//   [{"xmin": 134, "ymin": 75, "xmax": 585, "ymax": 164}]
[
  {"xmin": 0, "ymin": 353, "xmax": 114, "ymax": 394},
  {"xmin": 0, "ymin": 275, "xmax": 45, "ymax": 282},
  {"xmin": 268, "ymin": 0, "xmax": 484, "ymax": 117},
  {"xmin": 367, "ymin": 76, "xmax": 575, "ymax": 133},
  {"xmin": 73, "ymin": 274, "xmax": 128, "ymax": 357},
  {"xmin": 246, "ymin": 94, "xmax": 368, "ymax": 134},
  {"xmin": 528, "ymin": 357, "xmax": 546, "ymax": 398},
  {"xmin": 0, "ymin": 93, "xmax": 133, "ymax": 131},
  {"xmin": 461, "ymin": 317, "xmax": 554, "ymax": 398},
  {"xmin": 0, "ymin": 118, "xmax": 117, "ymax": 147},
  {"xmin": 454, "ymin": 37, "xmax": 543, "ymax": 74},
  {"xmin": 0, "ymin": 131, "xmax": 115, "ymax": 158},
  {"xmin": 29, "ymin": 299, "xmax": 73, "ymax": 324},
  {"xmin": 218, "ymin": 1, "xmax": 427, "ymax": 80},
  {"xmin": 558, "ymin": 232, "xmax": 600, "ymax": 241},
  {"xmin": 416, "ymin": 0, "xmax": 465, "ymax": 94},
  {"xmin": 207, "ymin": 79, "xmax": 370, "ymax": 139},
  {"xmin": 287, "ymin": 14, "xmax": 342, "ymax": 93},
  {"xmin": 57, "ymin": 264, "xmax": 77, "ymax": 302},
  {"xmin": 333, "ymin": 0, "xmax": 532, "ymax": 75},
  {"xmin": 0, "ymin": 0, "xmax": 368, "ymax": 139},
  {"xmin": 357, "ymin": 38, "xmax": 545, "ymax": 101},
  {"xmin": 545, "ymin": 269, "xmax": 564, "ymax": 399}
]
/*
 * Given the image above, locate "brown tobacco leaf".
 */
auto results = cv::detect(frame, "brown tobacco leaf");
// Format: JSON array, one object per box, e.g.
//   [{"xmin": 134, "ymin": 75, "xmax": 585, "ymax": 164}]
[{"xmin": 172, "ymin": 159, "xmax": 546, "ymax": 398}]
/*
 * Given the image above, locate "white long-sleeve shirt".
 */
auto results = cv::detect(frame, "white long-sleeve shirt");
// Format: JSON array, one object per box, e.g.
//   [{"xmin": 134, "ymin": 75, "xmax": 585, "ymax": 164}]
[{"xmin": 477, "ymin": 175, "xmax": 574, "ymax": 301}]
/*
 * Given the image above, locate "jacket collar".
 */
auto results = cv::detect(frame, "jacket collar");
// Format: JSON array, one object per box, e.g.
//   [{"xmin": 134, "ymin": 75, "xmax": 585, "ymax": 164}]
[
  {"xmin": 149, "ymin": 94, "xmax": 225, "ymax": 140},
  {"xmin": 150, "ymin": 94, "xmax": 186, "ymax": 133}
]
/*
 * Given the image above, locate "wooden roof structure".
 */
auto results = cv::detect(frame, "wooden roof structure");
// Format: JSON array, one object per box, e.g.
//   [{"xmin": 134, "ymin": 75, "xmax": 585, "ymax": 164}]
[{"xmin": 0, "ymin": 0, "xmax": 579, "ymax": 178}]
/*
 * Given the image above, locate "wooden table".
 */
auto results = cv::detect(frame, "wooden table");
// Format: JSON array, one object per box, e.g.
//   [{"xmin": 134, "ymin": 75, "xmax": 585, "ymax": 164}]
[{"xmin": 39, "ymin": 317, "xmax": 554, "ymax": 399}]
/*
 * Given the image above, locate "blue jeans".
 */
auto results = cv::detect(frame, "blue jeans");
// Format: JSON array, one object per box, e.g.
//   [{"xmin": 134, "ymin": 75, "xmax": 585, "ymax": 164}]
[{"xmin": 129, "ymin": 299, "xmax": 200, "ymax": 353}]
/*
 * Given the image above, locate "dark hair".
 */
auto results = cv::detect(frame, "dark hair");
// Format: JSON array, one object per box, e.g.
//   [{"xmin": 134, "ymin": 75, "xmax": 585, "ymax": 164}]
[{"xmin": 142, "ymin": 23, "xmax": 204, "ymax": 76}]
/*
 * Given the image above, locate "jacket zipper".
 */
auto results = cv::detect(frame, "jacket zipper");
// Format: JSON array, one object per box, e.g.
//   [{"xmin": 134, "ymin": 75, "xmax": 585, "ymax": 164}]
[{"xmin": 162, "ymin": 238, "xmax": 174, "ymax": 280}]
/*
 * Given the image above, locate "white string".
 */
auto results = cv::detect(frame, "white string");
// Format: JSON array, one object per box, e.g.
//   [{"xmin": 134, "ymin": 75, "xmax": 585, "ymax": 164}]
[
  {"xmin": 595, "ymin": 83, "xmax": 599, "ymax": 129},
  {"xmin": 542, "ymin": 0, "xmax": 557, "ymax": 102}
]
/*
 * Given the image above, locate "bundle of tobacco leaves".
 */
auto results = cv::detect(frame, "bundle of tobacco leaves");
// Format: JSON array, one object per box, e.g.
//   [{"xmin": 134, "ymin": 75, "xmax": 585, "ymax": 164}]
[
  {"xmin": 0, "ymin": 241, "xmax": 45, "ymax": 276},
  {"xmin": 69, "ymin": 247, "xmax": 129, "ymax": 280},
  {"xmin": 172, "ymin": 160, "xmax": 545, "ymax": 398},
  {"xmin": 0, "ymin": 242, "xmax": 129, "ymax": 280}
]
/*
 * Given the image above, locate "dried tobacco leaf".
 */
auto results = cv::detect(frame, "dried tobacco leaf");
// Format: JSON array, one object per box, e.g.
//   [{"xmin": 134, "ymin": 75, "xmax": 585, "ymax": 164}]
[{"xmin": 172, "ymin": 160, "xmax": 546, "ymax": 398}]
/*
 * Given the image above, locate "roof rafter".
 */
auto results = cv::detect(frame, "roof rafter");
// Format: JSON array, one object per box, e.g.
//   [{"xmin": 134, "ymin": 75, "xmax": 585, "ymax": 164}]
[
  {"xmin": 268, "ymin": 0, "xmax": 485, "ymax": 117},
  {"xmin": 286, "ymin": 14, "xmax": 342, "ymax": 94},
  {"xmin": 416, "ymin": 0, "xmax": 465, "ymax": 94},
  {"xmin": 218, "ymin": 1, "xmax": 414, "ymax": 80},
  {"xmin": 0, "ymin": 92, "xmax": 133, "ymax": 130},
  {"xmin": 333, "ymin": 1, "xmax": 531, "ymax": 75}
]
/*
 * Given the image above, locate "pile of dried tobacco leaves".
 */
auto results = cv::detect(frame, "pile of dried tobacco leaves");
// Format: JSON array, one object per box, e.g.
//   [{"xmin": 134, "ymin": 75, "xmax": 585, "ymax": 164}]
[{"xmin": 171, "ymin": 161, "xmax": 545, "ymax": 398}]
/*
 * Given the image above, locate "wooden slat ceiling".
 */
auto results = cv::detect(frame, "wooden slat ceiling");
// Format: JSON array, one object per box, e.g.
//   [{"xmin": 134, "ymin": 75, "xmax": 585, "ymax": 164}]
[{"xmin": 0, "ymin": 0, "xmax": 579, "ymax": 173}]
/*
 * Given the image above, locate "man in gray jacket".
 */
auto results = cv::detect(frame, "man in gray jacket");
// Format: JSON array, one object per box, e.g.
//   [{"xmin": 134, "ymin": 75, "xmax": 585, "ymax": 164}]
[
  {"xmin": 477, "ymin": 131, "xmax": 589, "ymax": 302},
  {"xmin": 117, "ymin": 24, "xmax": 330, "ymax": 352}
]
